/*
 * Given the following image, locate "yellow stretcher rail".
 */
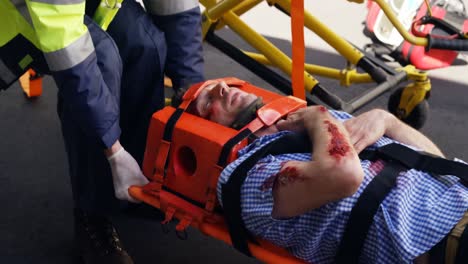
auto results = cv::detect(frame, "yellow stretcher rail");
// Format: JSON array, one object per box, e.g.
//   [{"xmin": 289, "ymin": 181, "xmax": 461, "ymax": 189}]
[
  {"xmin": 200, "ymin": 0, "xmax": 432, "ymax": 129},
  {"xmin": 372, "ymin": 0, "xmax": 428, "ymax": 47}
]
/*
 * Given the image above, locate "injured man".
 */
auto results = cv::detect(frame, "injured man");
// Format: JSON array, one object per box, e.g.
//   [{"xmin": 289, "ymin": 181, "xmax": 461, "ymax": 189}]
[{"xmin": 171, "ymin": 80, "xmax": 468, "ymax": 264}]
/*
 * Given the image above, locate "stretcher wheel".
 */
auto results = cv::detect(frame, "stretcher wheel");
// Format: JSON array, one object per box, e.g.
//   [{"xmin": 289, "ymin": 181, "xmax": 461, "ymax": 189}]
[{"xmin": 387, "ymin": 87, "xmax": 429, "ymax": 129}]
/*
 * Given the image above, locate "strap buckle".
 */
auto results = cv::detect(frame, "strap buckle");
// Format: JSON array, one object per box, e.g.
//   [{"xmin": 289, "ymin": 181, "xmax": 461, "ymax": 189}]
[{"xmin": 175, "ymin": 214, "xmax": 193, "ymax": 240}]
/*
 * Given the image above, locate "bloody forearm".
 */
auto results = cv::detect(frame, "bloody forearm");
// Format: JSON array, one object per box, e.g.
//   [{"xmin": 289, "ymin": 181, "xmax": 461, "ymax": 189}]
[{"xmin": 271, "ymin": 107, "xmax": 363, "ymax": 218}]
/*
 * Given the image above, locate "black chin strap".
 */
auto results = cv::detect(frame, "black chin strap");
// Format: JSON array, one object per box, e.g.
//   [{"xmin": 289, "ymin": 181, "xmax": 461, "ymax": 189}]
[{"xmin": 230, "ymin": 98, "xmax": 264, "ymax": 130}]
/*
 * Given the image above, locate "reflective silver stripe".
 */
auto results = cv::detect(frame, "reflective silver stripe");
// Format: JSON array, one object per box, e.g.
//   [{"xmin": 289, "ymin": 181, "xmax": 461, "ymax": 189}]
[
  {"xmin": 20, "ymin": 7, "xmax": 34, "ymax": 26},
  {"xmin": 12, "ymin": 0, "xmax": 26, "ymax": 7},
  {"xmin": 29, "ymin": 0, "xmax": 84, "ymax": 5},
  {"xmin": 11, "ymin": 0, "xmax": 33, "ymax": 26},
  {"xmin": 0, "ymin": 59, "xmax": 17, "ymax": 84},
  {"xmin": 143, "ymin": 0, "xmax": 199, "ymax": 15},
  {"xmin": 44, "ymin": 31, "xmax": 94, "ymax": 72}
]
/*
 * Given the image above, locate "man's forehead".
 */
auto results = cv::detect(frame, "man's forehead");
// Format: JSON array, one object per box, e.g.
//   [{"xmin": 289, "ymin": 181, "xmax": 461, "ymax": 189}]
[
  {"xmin": 196, "ymin": 82, "xmax": 222, "ymax": 100},
  {"xmin": 191, "ymin": 84, "xmax": 211, "ymax": 115},
  {"xmin": 200, "ymin": 81, "xmax": 226, "ymax": 94},
  {"xmin": 192, "ymin": 82, "xmax": 227, "ymax": 115}
]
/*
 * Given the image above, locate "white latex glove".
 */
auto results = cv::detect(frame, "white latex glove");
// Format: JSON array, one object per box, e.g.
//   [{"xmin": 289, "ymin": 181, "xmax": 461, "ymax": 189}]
[{"xmin": 107, "ymin": 147, "xmax": 149, "ymax": 203}]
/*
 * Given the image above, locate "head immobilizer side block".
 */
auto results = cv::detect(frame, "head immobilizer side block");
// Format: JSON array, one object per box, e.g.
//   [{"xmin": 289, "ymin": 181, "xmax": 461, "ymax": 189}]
[{"xmin": 130, "ymin": 78, "xmax": 307, "ymax": 264}]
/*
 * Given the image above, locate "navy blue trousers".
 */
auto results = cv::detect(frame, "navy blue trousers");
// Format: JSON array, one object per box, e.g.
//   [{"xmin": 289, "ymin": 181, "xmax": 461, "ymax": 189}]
[{"xmin": 59, "ymin": 0, "xmax": 204, "ymax": 213}]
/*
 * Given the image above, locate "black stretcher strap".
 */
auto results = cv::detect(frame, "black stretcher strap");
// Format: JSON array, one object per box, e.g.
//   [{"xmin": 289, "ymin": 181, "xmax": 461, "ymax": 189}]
[
  {"xmin": 221, "ymin": 133, "xmax": 311, "ymax": 257},
  {"xmin": 158, "ymin": 108, "xmax": 185, "ymax": 178},
  {"xmin": 163, "ymin": 108, "xmax": 184, "ymax": 142},
  {"xmin": 335, "ymin": 161, "xmax": 405, "ymax": 263},
  {"xmin": 376, "ymin": 143, "xmax": 468, "ymax": 186},
  {"xmin": 361, "ymin": 143, "xmax": 468, "ymax": 186},
  {"xmin": 219, "ymin": 131, "xmax": 468, "ymax": 260},
  {"xmin": 336, "ymin": 143, "xmax": 468, "ymax": 263},
  {"xmin": 218, "ymin": 128, "xmax": 253, "ymax": 167}
]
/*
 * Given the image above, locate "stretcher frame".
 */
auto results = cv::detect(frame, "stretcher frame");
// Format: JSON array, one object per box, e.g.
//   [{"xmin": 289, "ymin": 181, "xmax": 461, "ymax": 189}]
[
  {"xmin": 129, "ymin": 1, "xmax": 440, "ymax": 263},
  {"xmin": 130, "ymin": 78, "xmax": 309, "ymax": 263},
  {"xmin": 18, "ymin": 0, "xmax": 434, "ymax": 124},
  {"xmin": 130, "ymin": 186, "xmax": 306, "ymax": 263},
  {"xmin": 200, "ymin": 0, "xmax": 432, "ymax": 126}
]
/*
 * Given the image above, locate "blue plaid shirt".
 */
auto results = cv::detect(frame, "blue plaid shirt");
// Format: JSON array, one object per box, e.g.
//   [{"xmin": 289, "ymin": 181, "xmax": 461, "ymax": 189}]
[{"xmin": 217, "ymin": 110, "xmax": 468, "ymax": 263}]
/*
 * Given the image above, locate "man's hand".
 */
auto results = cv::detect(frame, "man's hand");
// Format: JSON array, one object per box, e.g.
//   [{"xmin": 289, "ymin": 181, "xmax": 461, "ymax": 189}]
[
  {"xmin": 276, "ymin": 106, "xmax": 325, "ymax": 133},
  {"xmin": 344, "ymin": 109, "xmax": 392, "ymax": 153},
  {"xmin": 106, "ymin": 144, "xmax": 149, "ymax": 203}
]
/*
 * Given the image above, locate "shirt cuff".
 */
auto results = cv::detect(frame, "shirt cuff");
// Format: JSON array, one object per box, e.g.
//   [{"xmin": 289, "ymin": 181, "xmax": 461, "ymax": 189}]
[{"xmin": 101, "ymin": 119, "xmax": 121, "ymax": 149}]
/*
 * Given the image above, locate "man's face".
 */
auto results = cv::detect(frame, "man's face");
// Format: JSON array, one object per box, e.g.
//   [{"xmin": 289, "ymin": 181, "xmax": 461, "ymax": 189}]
[{"xmin": 192, "ymin": 81, "xmax": 259, "ymax": 127}]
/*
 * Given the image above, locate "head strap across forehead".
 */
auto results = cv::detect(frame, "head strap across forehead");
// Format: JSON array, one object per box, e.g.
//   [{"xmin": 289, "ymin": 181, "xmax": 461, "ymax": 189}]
[
  {"xmin": 178, "ymin": 77, "xmax": 307, "ymax": 133},
  {"xmin": 179, "ymin": 77, "xmax": 247, "ymax": 110}
]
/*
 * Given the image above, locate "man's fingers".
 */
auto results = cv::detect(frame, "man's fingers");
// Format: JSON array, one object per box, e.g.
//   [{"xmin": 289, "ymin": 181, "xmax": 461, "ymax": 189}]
[
  {"xmin": 348, "ymin": 130, "xmax": 366, "ymax": 153},
  {"xmin": 354, "ymin": 139, "xmax": 366, "ymax": 154},
  {"xmin": 344, "ymin": 123, "xmax": 360, "ymax": 145},
  {"xmin": 348, "ymin": 131, "xmax": 359, "ymax": 145},
  {"xmin": 344, "ymin": 120, "xmax": 357, "ymax": 135},
  {"xmin": 276, "ymin": 119, "xmax": 288, "ymax": 131},
  {"xmin": 276, "ymin": 119, "xmax": 299, "ymax": 131}
]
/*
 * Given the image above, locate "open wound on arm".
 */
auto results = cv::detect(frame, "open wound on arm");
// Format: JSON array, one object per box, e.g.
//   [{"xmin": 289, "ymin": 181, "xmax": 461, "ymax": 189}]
[
  {"xmin": 259, "ymin": 118, "xmax": 351, "ymax": 192},
  {"xmin": 260, "ymin": 161, "xmax": 306, "ymax": 191},
  {"xmin": 325, "ymin": 120, "xmax": 351, "ymax": 161}
]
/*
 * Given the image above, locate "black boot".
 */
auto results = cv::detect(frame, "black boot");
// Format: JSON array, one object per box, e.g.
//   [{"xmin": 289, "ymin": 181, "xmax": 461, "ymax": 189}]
[{"xmin": 74, "ymin": 209, "xmax": 134, "ymax": 264}]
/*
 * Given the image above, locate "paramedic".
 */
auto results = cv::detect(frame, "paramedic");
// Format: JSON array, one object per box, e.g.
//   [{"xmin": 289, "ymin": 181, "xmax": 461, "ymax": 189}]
[
  {"xmin": 1, "ymin": 0, "xmax": 204, "ymax": 263},
  {"xmin": 175, "ymin": 80, "xmax": 468, "ymax": 263},
  {"xmin": 74, "ymin": 1, "xmax": 204, "ymax": 263}
]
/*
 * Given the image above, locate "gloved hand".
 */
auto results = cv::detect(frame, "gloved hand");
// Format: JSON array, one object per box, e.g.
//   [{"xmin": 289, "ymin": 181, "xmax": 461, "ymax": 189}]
[{"xmin": 107, "ymin": 147, "xmax": 149, "ymax": 203}]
